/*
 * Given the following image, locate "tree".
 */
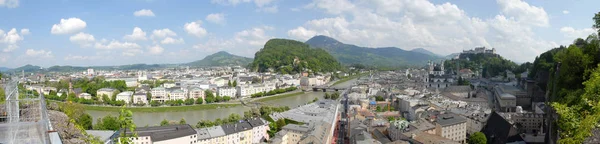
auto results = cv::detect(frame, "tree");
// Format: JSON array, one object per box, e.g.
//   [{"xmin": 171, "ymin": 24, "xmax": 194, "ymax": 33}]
[
  {"xmin": 61, "ymin": 101, "xmax": 85, "ymax": 122},
  {"xmin": 102, "ymin": 94, "xmax": 111, "ymax": 104},
  {"xmin": 77, "ymin": 113, "xmax": 93, "ymax": 130},
  {"xmin": 195, "ymin": 97, "xmax": 203, "ymax": 104},
  {"xmin": 594, "ymin": 12, "xmax": 600, "ymax": 35},
  {"xmin": 214, "ymin": 118, "xmax": 223, "ymax": 125},
  {"xmin": 312, "ymin": 97, "xmax": 318, "ymax": 103},
  {"xmin": 228, "ymin": 80, "xmax": 232, "ymax": 87},
  {"xmin": 146, "ymin": 92, "xmax": 152, "ymax": 101},
  {"xmin": 375, "ymin": 96, "xmax": 385, "ymax": 101},
  {"xmin": 215, "ymin": 95, "xmax": 223, "ymax": 102},
  {"xmin": 324, "ymin": 93, "xmax": 330, "ymax": 99},
  {"xmin": 118, "ymin": 106, "xmax": 137, "ymax": 144},
  {"xmin": 228, "ymin": 113, "xmax": 242, "ymax": 123},
  {"xmin": 233, "ymin": 80, "xmax": 237, "ymax": 87},
  {"xmin": 376, "ymin": 106, "xmax": 382, "ymax": 112},
  {"xmin": 160, "ymin": 119, "xmax": 169, "ymax": 126},
  {"xmin": 184, "ymin": 98, "xmax": 195, "ymax": 105},
  {"xmin": 179, "ymin": 118, "xmax": 187, "ymax": 124},
  {"xmin": 196, "ymin": 120, "xmax": 214, "ymax": 128},
  {"xmin": 150, "ymin": 100, "xmax": 161, "ymax": 107},
  {"xmin": 276, "ymin": 118, "xmax": 286, "ymax": 131},
  {"xmin": 94, "ymin": 115, "xmax": 119, "ymax": 130},
  {"xmin": 223, "ymin": 96, "xmax": 231, "ymax": 101},
  {"xmin": 468, "ymin": 132, "xmax": 487, "ymax": 144}
]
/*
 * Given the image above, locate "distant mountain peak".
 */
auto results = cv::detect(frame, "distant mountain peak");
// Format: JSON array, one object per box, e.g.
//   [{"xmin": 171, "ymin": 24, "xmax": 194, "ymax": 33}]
[
  {"xmin": 411, "ymin": 48, "xmax": 440, "ymax": 57},
  {"xmin": 306, "ymin": 35, "xmax": 342, "ymax": 45}
]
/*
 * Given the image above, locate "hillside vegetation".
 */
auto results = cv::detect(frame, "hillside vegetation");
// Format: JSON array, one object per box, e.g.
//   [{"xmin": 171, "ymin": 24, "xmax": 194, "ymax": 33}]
[
  {"xmin": 528, "ymin": 12, "xmax": 600, "ymax": 143},
  {"xmin": 187, "ymin": 51, "xmax": 253, "ymax": 67},
  {"xmin": 444, "ymin": 53, "xmax": 519, "ymax": 78},
  {"xmin": 251, "ymin": 38, "xmax": 342, "ymax": 73}
]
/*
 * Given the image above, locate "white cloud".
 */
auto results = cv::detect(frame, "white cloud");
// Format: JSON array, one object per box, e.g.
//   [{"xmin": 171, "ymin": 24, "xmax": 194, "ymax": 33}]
[
  {"xmin": 148, "ymin": 45, "xmax": 164, "ymax": 55},
  {"xmin": 20, "ymin": 29, "xmax": 30, "ymax": 35},
  {"xmin": 291, "ymin": 0, "xmax": 556, "ymax": 63},
  {"xmin": 94, "ymin": 40, "xmax": 141, "ymax": 50},
  {"xmin": 134, "ymin": 9, "xmax": 155, "ymax": 17},
  {"xmin": 562, "ymin": 10, "xmax": 569, "ymax": 14},
  {"xmin": 288, "ymin": 27, "xmax": 318, "ymax": 41},
  {"xmin": 234, "ymin": 26, "xmax": 273, "ymax": 46},
  {"xmin": 123, "ymin": 49, "xmax": 143, "ymax": 56},
  {"xmin": 123, "ymin": 27, "xmax": 148, "ymax": 41},
  {"xmin": 1, "ymin": 28, "xmax": 24, "ymax": 52},
  {"xmin": 64, "ymin": 54, "xmax": 98, "ymax": 61},
  {"xmin": 211, "ymin": 0, "xmax": 275, "ymax": 7},
  {"xmin": 0, "ymin": 0, "xmax": 19, "ymax": 8},
  {"xmin": 151, "ymin": 28, "xmax": 177, "ymax": 39},
  {"xmin": 257, "ymin": 6, "xmax": 278, "ymax": 13},
  {"xmin": 161, "ymin": 37, "xmax": 184, "ymax": 44},
  {"xmin": 69, "ymin": 32, "xmax": 96, "ymax": 47},
  {"xmin": 51, "ymin": 18, "xmax": 87, "ymax": 35},
  {"xmin": 497, "ymin": 0, "xmax": 549, "ymax": 27},
  {"xmin": 25, "ymin": 49, "xmax": 53, "ymax": 58},
  {"xmin": 184, "ymin": 21, "xmax": 208, "ymax": 38},
  {"xmin": 560, "ymin": 27, "xmax": 597, "ymax": 40},
  {"xmin": 206, "ymin": 13, "xmax": 226, "ymax": 25}
]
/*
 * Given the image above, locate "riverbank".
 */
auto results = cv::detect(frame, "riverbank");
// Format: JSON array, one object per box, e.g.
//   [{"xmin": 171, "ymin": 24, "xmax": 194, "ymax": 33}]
[
  {"xmin": 253, "ymin": 92, "xmax": 305, "ymax": 103},
  {"xmin": 51, "ymin": 101, "xmax": 241, "ymax": 112},
  {"xmin": 332, "ymin": 73, "xmax": 368, "ymax": 86}
]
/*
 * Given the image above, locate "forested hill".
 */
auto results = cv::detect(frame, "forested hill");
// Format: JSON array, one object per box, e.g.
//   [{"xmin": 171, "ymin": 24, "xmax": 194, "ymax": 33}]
[
  {"xmin": 186, "ymin": 51, "xmax": 253, "ymax": 67},
  {"xmin": 304, "ymin": 35, "xmax": 440, "ymax": 68},
  {"xmin": 443, "ymin": 53, "xmax": 519, "ymax": 78},
  {"xmin": 251, "ymin": 38, "xmax": 342, "ymax": 73}
]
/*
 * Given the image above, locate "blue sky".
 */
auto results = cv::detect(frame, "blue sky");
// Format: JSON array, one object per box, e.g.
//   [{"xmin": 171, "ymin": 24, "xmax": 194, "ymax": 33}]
[{"xmin": 0, "ymin": 0, "xmax": 598, "ymax": 68}]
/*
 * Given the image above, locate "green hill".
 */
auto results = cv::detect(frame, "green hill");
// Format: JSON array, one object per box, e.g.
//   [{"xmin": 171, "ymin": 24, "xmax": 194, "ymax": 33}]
[
  {"xmin": 304, "ymin": 35, "xmax": 440, "ymax": 68},
  {"xmin": 251, "ymin": 38, "xmax": 342, "ymax": 73},
  {"xmin": 187, "ymin": 51, "xmax": 253, "ymax": 67},
  {"xmin": 411, "ymin": 48, "xmax": 440, "ymax": 57},
  {"xmin": 444, "ymin": 53, "xmax": 518, "ymax": 78}
]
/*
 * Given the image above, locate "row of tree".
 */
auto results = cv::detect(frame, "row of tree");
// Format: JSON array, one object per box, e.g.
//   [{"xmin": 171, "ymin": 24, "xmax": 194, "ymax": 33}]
[
  {"xmin": 250, "ymin": 86, "xmax": 298, "ymax": 98},
  {"xmin": 324, "ymin": 92, "xmax": 340, "ymax": 100}
]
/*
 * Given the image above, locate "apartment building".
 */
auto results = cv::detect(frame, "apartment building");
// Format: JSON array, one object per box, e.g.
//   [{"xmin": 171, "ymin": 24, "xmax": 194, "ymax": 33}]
[
  {"xmin": 434, "ymin": 113, "xmax": 467, "ymax": 143},
  {"xmin": 133, "ymin": 92, "xmax": 148, "ymax": 104},
  {"xmin": 97, "ymin": 88, "xmax": 117, "ymax": 98},
  {"xmin": 189, "ymin": 87, "xmax": 205, "ymax": 100},
  {"xmin": 217, "ymin": 86, "xmax": 236, "ymax": 97},
  {"xmin": 196, "ymin": 118, "xmax": 269, "ymax": 144},
  {"xmin": 151, "ymin": 87, "xmax": 168, "ymax": 102},
  {"xmin": 169, "ymin": 89, "xmax": 186, "ymax": 100},
  {"xmin": 116, "ymin": 91, "xmax": 133, "ymax": 103},
  {"xmin": 78, "ymin": 93, "xmax": 92, "ymax": 100}
]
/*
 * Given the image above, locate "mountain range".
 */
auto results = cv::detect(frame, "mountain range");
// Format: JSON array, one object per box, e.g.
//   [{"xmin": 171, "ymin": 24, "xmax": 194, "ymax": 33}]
[
  {"xmin": 3, "ymin": 51, "xmax": 253, "ymax": 74},
  {"xmin": 305, "ymin": 35, "xmax": 443, "ymax": 68}
]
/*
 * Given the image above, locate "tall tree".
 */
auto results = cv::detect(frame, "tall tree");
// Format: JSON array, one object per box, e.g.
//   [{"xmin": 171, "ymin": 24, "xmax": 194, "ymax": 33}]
[
  {"xmin": 77, "ymin": 113, "xmax": 93, "ymax": 130},
  {"xmin": 228, "ymin": 80, "xmax": 232, "ymax": 87},
  {"xmin": 233, "ymin": 80, "xmax": 237, "ymax": 87},
  {"xmin": 160, "ymin": 119, "xmax": 169, "ymax": 126},
  {"xmin": 179, "ymin": 118, "xmax": 187, "ymax": 124},
  {"xmin": 594, "ymin": 12, "xmax": 600, "ymax": 35},
  {"xmin": 118, "ymin": 106, "xmax": 137, "ymax": 144},
  {"xmin": 468, "ymin": 132, "xmax": 487, "ymax": 144}
]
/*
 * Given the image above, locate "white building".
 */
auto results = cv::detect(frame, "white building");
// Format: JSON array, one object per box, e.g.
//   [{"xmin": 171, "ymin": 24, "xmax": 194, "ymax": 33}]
[
  {"xmin": 196, "ymin": 118, "xmax": 269, "ymax": 144},
  {"xmin": 217, "ymin": 87, "xmax": 236, "ymax": 97},
  {"xmin": 434, "ymin": 113, "xmax": 467, "ymax": 143},
  {"xmin": 151, "ymin": 87, "xmax": 168, "ymax": 102},
  {"xmin": 189, "ymin": 87, "xmax": 205, "ymax": 100},
  {"xmin": 97, "ymin": 88, "xmax": 117, "ymax": 98},
  {"xmin": 133, "ymin": 92, "xmax": 148, "ymax": 105},
  {"xmin": 87, "ymin": 68, "xmax": 94, "ymax": 75},
  {"xmin": 78, "ymin": 93, "xmax": 92, "ymax": 100},
  {"xmin": 169, "ymin": 89, "xmax": 186, "ymax": 100},
  {"xmin": 116, "ymin": 91, "xmax": 133, "ymax": 103}
]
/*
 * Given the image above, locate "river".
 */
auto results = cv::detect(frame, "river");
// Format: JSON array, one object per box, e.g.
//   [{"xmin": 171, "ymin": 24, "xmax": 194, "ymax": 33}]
[{"xmin": 87, "ymin": 78, "xmax": 357, "ymax": 126}]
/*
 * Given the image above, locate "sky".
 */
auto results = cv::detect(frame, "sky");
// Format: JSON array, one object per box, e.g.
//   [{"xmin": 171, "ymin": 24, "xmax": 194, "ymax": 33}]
[{"xmin": 0, "ymin": 0, "xmax": 598, "ymax": 68}]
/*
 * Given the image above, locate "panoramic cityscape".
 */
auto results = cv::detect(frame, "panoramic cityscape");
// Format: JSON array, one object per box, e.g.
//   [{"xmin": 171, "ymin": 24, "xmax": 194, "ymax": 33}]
[{"xmin": 1, "ymin": 0, "xmax": 600, "ymax": 144}]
